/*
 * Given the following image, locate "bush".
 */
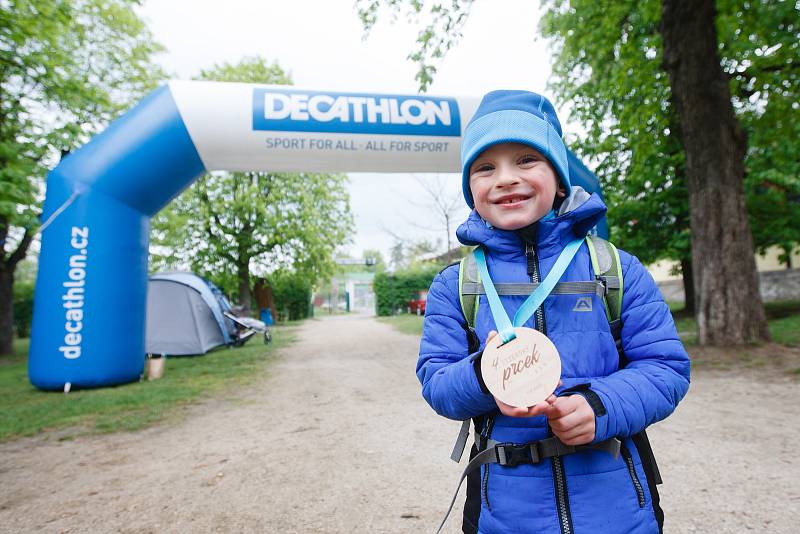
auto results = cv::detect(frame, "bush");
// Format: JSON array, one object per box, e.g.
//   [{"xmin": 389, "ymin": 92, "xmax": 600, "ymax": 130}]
[
  {"xmin": 13, "ymin": 280, "xmax": 35, "ymax": 338},
  {"xmin": 374, "ymin": 266, "xmax": 441, "ymax": 316},
  {"xmin": 271, "ymin": 271, "xmax": 312, "ymax": 321}
]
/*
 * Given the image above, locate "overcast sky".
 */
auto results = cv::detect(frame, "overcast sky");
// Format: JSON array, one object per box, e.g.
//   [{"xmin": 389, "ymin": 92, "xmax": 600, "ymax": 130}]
[{"xmin": 139, "ymin": 0, "xmax": 559, "ymax": 261}]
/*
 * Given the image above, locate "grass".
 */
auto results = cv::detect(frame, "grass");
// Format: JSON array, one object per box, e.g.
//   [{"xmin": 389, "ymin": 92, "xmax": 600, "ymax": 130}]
[
  {"xmin": 673, "ymin": 299, "xmax": 800, "ymax": 346},
  {"xmin": 378, "ymin": 300, "xmax": 800, "ymax": 349},
  {"xmin": 377, "ymin": 314, "xmax": 424, "ymax": 336},
  {"xmin": 0, "ymin": 325, "xmax": 296, "ymax": 443}
]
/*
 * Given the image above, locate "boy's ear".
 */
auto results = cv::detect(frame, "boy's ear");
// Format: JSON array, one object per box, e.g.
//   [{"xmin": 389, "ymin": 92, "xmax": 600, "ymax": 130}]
[{"xmin": 556, "ymin": 186, "xmax": 567, "ymax": 198}]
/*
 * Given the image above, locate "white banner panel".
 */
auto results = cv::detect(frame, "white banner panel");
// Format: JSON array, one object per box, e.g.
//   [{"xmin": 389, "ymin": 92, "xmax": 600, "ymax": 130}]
[{"xmin": 169, "ymin": 81, "xmax": 480, "ymax": 173}]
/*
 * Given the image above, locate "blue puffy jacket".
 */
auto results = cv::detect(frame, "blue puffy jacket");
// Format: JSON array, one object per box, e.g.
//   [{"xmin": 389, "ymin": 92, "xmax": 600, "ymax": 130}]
[{"xmin": 417, "ymin": 192, "xmax": 690, "ymax": 534}]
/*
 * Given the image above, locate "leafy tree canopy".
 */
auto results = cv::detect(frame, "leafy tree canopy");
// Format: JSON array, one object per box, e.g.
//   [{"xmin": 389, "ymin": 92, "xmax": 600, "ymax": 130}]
[
  {"xmin": 1, "ymin": 0, "xmax": 165, "ymax": 250},
  {"xmin": 1, "ymin": 0, "xmax": 165, "ymax": 353},
  {"xmin": 540, "ymin": 0, "xmax": 799, "ymax": 265}
]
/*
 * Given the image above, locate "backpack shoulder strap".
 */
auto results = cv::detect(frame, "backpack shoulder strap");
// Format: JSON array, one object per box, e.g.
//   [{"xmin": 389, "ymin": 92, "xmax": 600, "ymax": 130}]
[
  {"xmin": 586, "ymin": 235, "xmax": 624, "ymax": 329},
  {"xmin": 587, "ymin": 236, "xmax": 664, "ymax": 499},
  {"xmin": 458, "ymin": 247, "xmax": 481, "ymax": 328}
]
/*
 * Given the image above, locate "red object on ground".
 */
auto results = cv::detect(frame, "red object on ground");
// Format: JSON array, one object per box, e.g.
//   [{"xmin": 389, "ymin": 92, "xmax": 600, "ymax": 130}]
[
  {"xmin": 408, "ymin": 298, "xmax": 426, "ymax": 314},
  {"xmin": 407, "ymin": 289, "xmax": 428, "ymax": 314}
]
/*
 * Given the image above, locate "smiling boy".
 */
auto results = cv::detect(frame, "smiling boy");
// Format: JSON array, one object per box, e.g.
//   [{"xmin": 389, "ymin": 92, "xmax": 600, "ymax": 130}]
[{"xmin": 417, "ymin": 90, "xmax": 690, "ymax": 533}]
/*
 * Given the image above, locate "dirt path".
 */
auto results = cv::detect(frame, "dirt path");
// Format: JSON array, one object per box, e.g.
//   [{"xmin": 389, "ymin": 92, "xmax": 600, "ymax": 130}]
[{"xmin": 1, "ymin": 315, "xmax": 798, "ymax": 533}]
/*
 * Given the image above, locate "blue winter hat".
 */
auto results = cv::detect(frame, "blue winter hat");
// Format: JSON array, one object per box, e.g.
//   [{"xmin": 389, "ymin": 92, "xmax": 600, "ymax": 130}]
[{"xmin": 460, "ymin": 90, "xmax": 571, "ymax": 208}]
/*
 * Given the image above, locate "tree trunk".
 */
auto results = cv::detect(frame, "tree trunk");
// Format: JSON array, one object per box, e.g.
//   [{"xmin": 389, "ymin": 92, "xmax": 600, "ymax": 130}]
[
  {"xmin": 0, "ymin": 267, "xmax": 13, "ymax": 355},
  {"xmin": 1, "ymin": 220, "xmax": 33, "ymax": 355},
  {"xmin": 680, "ymin": 257, "xmax": 695, "ymax": 315},
  {"xmin": 660, "ymin": 0, "xmax": 770, "ymax": 344},
  {"xmin": 237, "ymin": 260, "xmax": 252, "ymax": 315}
]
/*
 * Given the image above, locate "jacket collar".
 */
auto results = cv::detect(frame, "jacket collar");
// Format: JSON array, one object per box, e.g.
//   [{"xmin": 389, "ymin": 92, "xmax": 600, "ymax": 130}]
[{"xmin": 455, "ymin": 187, "xmax": 607, "ymax": 260}]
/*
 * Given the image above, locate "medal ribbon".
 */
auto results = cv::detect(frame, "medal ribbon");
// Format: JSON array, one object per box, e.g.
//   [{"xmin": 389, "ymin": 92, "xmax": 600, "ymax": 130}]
[{"xmin": 473, "ymin": 237, "xmax": 585, "ymax": 344}]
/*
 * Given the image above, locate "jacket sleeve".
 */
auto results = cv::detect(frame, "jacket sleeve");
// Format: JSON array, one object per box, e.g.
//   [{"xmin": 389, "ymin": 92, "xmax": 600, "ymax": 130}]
[
  {"xmin": 416, "ymin": 266, "xmax": 497, "ymax": 421},
  {"xmin": 589, "ymin": 252, "xmax": 691, "ymax": 442}
]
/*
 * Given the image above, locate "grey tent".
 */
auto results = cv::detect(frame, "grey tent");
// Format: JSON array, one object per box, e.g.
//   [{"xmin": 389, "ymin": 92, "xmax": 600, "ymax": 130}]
[{"xmin": 145, "ymin": 272, "xmax": 235, "ymax": 356}]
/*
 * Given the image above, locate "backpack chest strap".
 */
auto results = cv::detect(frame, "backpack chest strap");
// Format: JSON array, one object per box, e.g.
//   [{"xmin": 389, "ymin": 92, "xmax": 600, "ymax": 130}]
[{"xmin": 461, "ymin": 277, "xmax": 619, "ymax": 297}]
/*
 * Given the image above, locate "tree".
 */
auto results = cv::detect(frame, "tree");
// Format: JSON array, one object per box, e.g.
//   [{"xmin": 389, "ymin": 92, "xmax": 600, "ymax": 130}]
[
  {"xmin": 358, "ymin": 0, "xmax": 798, "ymax": 344},
  {"xmin": 539, "ymin": 0, "xmax": 695, "ymax": 312},
  {"xmin": 357, "ymin": 0, "xmax": 476, "ymax": 91},
  {"xmin": 720, "ymin": 0, "xmax": 800, "ymax": 269},
  {"xmin": 660, "ymin": 0, "xmax": 770, "ymax": 343},
  {"xmin": 405, "ymin": 174, "xmax": 467, "ymax": 263},
  {"xmin": 0, "ymin": 0, "xmax": 165, "ymax": 353},
  {"xmin": 151, "ymin": 57, "xmax": 354, "ymax": 311}
]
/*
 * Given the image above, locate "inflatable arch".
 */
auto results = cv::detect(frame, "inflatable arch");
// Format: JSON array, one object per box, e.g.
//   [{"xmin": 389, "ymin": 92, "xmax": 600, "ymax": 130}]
[{"xmin": 28, "ymin": 82, "xmax": 607, "ymax": 390}]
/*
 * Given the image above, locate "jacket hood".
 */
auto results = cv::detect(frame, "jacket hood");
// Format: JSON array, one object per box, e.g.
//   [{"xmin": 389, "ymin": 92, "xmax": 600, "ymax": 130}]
[{"xmin": 455, "ymin": 186, "xmax": 607, "ymax": 260}]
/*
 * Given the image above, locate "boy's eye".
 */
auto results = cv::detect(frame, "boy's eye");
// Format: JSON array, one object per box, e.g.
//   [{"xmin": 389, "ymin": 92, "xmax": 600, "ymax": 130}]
[
  {"xmin": 519, "ymin": 154, "xmax": 538, "ymax": 165},
  {"xmin": 472, "ymin": 163, "xmax": 494, "ymax": 174}
]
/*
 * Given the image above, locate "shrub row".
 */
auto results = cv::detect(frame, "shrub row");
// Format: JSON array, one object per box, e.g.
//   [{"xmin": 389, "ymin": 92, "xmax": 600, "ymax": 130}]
[
  {"xmin": 13, "ymin": 280, "xmax": 35, "ymax": 338},
  {"xmin": 271, "ymin": 272, "xmax": 312, "ymax": 321},
  {"xmin": 374, "ymin": 266, "xmax": 441, "ymax": 316}
]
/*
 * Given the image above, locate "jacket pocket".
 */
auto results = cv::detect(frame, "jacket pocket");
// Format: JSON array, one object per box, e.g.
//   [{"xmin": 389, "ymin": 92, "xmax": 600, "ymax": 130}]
[{"xmin": 620, "ymin": 443, "xmax": 646, "ymax": 508}]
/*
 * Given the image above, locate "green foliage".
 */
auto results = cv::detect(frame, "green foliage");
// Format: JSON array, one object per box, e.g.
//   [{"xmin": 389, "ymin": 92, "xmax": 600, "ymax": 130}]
[
  {"xmin": 0, "ymin": 327, "xmax": 296, "ymax": 442},
  {"xmin": 150, "ymin": 57, "xmax": 354, "ymax": 304},
  {"xmin": 540, "ymin": 0, "xmax": 800, "ymax": 265},
  {"xmin": 373, "ymin": 265, "xmax": 440, "ymax": 316},
  {"xmin": 356, "ymin": 0, "xmax": 475, "ymax": 91},
  {"xmin": 270, "ymin": 270, "xmax": 312, "ymax": 321},
  {"xmin": 540, "ymin": 0, "xmax": 688, "ymax": 266},
  {"xmin": 12, "ymin": 280, "xmax": 35, "ymax": 338},
  {"xmin": 1, "ymin": 0, "xmax": 165, "ymax": 244},
  {"xmin": 1, "ymin": 0, "xmax": 165, "ymax": 351},
  {"xmin": 358, "ymin": 0, "xmax": 799, "ymax": 271}
]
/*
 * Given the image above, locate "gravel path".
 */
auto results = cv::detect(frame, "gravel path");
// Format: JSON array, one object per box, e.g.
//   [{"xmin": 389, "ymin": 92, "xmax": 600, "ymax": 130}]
[{"xmin": 1, "ymin": 314, "xmax": 798, "ymax": 533}]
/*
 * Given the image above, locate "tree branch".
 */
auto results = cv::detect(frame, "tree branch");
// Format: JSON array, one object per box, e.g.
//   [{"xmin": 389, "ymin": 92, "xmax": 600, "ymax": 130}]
[{"xmin": 6, "ymin": 227, "xmax": 34, "ymax": 269}]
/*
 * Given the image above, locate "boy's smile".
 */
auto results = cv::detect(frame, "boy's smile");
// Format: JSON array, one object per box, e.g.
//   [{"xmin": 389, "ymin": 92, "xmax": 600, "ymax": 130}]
[{"xmin": 468, "ymin": 142, "xmax": 565, "ymax": 231}]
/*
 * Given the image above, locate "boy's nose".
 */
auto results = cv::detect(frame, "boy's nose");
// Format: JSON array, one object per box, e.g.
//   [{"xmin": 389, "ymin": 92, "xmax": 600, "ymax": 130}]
[{"xmin": 495, "ymin": 165, "xmax": 520, "ymax": 187}]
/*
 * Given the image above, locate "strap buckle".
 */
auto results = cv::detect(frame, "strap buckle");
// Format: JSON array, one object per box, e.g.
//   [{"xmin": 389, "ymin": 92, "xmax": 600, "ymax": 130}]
[
  {"xmin": 596, "ymin": 275, "xmax": 609, "ymax": 297},
  {"xmin": 494, "ymin": 442, "xmax": 541, "ymax": 467}
]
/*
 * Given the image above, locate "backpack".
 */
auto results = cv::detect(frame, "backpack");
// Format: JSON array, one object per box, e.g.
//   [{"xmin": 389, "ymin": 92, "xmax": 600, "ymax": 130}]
[{"xmin": 451, "ymin": 235, "xmax": 664, "ymax": 529}]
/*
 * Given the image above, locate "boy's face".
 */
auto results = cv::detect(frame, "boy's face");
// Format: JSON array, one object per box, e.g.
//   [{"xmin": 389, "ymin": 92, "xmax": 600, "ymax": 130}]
[{"xmin": 468, "ymin": 142, "xmax": 565, "ymax": 231}]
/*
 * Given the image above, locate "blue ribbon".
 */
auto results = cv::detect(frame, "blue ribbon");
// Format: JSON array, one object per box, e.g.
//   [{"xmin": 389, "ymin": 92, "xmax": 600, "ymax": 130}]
[{"xmin": 473, "ymin": 237, "xmax": 585, "ymax": 344}]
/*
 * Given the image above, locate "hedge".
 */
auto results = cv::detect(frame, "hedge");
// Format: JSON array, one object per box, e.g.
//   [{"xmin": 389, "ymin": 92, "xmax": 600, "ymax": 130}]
[
  {"xmin": 13, "ymin": 280, "xmax": 35, "ymax": 338},
  {"xmin": 374, "ymin": 266, "xmax": 441, "ymax": 316},
  {"xmin": 271, "ymin": 271, "xmax": 312, "ymax": 321}
]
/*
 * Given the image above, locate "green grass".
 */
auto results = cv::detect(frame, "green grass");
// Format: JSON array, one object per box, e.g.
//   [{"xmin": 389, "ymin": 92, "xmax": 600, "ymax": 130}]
[
  {"xmin": 769, "ymin": 314, "xmax": 800, "ymax": 346},
  {"xmin": 672, "ymin": 300, "xmax": 800, "ymax": 346},
  {"xmin": 377, "ymin": 314, "xmax": 424, "ymax": 336},
  {"xmin": 0, "ymin": 326, "xmax": 296, "ymax": 442}
]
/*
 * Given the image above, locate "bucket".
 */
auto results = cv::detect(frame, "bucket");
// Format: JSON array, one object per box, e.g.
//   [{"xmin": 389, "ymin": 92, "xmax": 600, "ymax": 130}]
[{"xmin": 146, "ymin": 354, "xmax": 165, "ymax": 380}]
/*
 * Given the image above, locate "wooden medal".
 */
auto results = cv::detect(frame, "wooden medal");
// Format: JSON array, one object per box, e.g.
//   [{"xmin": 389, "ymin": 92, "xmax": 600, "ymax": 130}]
[{"xmin": 481, "ymin": 327, "xmax": 561, "ymax": 408}]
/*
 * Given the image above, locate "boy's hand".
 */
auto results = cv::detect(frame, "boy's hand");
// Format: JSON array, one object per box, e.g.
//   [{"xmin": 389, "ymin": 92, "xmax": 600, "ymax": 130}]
[
  {"xmin": 495, "ymin": 396, "xmax": 556, "ymax": 418},
  {"xmin": 485, "ymin": 330, "xmax": 558, "ymax": 418},
  {"xmin": 544, "ymin": 395, "xmax": 596, "ymax": 445}
]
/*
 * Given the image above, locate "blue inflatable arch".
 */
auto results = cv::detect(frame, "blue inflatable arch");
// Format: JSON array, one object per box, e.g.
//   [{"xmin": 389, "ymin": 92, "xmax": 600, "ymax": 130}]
[{"xmin": 29, "ymin": 82, "xmax": 605, "ymax": 390}]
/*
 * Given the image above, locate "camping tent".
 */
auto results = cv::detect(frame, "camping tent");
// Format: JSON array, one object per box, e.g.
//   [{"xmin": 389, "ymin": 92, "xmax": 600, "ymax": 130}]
[{"xmin": 145, "ymin": 272, "xmax": 236, "ymax": 356}]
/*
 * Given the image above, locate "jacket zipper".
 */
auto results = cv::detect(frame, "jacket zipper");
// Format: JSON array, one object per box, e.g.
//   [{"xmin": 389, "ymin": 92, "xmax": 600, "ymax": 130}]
[
  {"xmin": 528, "ymin": 243, "xmax": 573, "ymax": 534},
  {"xmin": 621, "ymin": 443, "xmax": 646, "ymax": 508},
  {"xmin": 481, "ymin": 417, "xmax": 495, "ymax": 510}
]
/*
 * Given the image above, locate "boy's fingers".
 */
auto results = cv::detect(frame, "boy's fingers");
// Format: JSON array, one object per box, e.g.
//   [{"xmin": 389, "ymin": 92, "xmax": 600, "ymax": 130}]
[
  {"xmin": 546, "ymin": 398, "xmax": 576, "ymax": 419},
  {"xmin": 548, "ymin": 411, "xmax": 583, "ymax": 432},
  {"xmin": 525, "ymin": 403, "xmax": 550, "ymax": 417}
]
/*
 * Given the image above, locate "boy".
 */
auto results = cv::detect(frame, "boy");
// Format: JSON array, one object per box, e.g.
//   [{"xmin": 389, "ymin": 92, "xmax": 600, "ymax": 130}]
[{"xmin": 417, "ymin": 90, "xmax": 690, "ymax": 533}]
